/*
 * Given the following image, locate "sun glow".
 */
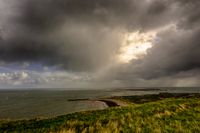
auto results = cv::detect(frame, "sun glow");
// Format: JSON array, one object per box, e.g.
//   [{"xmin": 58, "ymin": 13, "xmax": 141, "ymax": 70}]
[{"xmin": 119, "ymin": 31, "xmax": 156, "ymax": 63}]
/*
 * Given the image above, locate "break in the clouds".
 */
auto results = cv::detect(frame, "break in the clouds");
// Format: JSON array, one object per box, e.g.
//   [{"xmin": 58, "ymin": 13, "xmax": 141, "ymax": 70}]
[{"xmin": 0, "ymin": 0, "xmax": 200, "ymax": 88}]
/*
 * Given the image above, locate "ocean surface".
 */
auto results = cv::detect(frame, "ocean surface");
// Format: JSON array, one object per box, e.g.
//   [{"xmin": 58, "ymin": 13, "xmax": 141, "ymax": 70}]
[{"xmin": 0, "ymin": 87, "xmax": 200, "ymax": 119}]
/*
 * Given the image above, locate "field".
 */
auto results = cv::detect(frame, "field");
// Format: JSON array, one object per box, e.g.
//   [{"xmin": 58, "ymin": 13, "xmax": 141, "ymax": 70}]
[{"xmin": 1, "ymin": 93, "xmax": 200, "ymax": 133}]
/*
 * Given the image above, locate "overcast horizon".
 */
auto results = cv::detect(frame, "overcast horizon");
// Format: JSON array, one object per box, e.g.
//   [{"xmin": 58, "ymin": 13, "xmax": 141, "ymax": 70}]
[{"xmin": 0, "ymin": 0, "xmax": 200, "ymax": 89}]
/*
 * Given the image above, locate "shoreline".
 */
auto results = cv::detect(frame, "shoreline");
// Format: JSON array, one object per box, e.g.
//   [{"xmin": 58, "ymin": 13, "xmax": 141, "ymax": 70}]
[
  {"xmin": 68, "ymin": 92, "xmax": 200, "ymax": 107},
  {"xmin": 1, "ymin": 92, "xmax": 200, "ymax": 121}
]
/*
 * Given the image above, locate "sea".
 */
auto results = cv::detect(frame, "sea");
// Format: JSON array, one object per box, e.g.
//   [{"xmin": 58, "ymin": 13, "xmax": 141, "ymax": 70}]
[{"xmin": 0, "ymin": 87, "xmax": 200, "ymax": 120}]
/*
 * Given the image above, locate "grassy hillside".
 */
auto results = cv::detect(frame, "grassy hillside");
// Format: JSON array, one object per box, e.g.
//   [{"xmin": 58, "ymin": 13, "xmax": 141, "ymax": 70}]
[{"xmin": 1, "ymin": 94, "xmax": 200, "ymax": 133}]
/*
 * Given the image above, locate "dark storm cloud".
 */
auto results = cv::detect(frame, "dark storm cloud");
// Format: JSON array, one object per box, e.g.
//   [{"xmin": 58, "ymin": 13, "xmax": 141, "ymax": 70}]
[
  {"xmin": 112, "ymin": 0, "xmax": 200, "ymax": 83},
  {"xmin": 131, "ymin": 29, "xmax": 200, "ymax": 79},
  {"xmin": 0, "ymin": 0, "xmax": 200, "ymax": 87},
  {"xmin": 1, "ymin": 0, "xmax": 127, "ymax": 71},
  {"xmin": 0, "ymin": 26, "xmax": 120, "ymax": 71},
  {"xmin": 19, "ymin": 0, "xmax": 173, "ymax": 31},
  {"xmin": 176, "ymin": 0, "xmax": 200, "ymax": 30},
  {"xmin": 0, "ymin": 0, "xmax": 178, "ymax": 72}
]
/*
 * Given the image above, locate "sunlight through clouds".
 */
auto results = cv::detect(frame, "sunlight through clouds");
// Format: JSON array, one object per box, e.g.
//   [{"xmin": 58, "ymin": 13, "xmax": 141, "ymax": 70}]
[{"xmin": 118, "ymin": 31, "xmax": 156, "ymax": 63}]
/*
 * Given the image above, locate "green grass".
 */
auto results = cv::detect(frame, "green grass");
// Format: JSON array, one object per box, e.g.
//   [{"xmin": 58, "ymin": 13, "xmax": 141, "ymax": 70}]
[{"xmin": 1, "ymin": 94, "xmax": 200, "ymax": 133}]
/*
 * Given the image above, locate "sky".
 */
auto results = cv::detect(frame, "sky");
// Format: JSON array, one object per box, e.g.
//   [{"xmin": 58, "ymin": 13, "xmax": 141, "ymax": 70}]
[{"xmin": 0, "ymin": 0, "xmax": 200, "ymax": 89}]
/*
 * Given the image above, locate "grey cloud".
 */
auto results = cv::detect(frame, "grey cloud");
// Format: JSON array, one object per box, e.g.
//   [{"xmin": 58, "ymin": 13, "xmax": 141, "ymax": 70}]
[
  {"xmin": 0, "ymin": 71, "xmax": 30, "ymax": 86},
  {"xmin": 139, "ymin": 28, "xmax": 200, "ymax": 78},
  {"xmin": 113, "ymin": 13, "xmax": 200, "ymax": 85},
  {"xmin": 0, "ymin": 0, "xmax": 179, "ymax": 71},
  {"xmin": 99, "ymin": 0, "xmax": 200, "ymax": 86},
  {"xmin": 0, "ymin": 69, "xmax": 95, "ymax": 88},
  {"xmin": 0, "ymin": 0, "xmax": 200, "ymax": 87}
]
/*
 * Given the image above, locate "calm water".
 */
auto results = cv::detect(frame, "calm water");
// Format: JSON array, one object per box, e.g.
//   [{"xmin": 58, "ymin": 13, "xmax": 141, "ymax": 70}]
[{"xmin": 0, "ymin": 88, "xmax": 199, "ymax": 119}]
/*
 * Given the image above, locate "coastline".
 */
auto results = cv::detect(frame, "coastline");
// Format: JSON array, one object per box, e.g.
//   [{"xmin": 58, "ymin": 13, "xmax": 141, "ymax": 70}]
[
  {"xmin": 1, "ymin": 92, "xmax": 200, "ymax": 132},
  {"xmin": 67, "ymin": 92, "xmax": 200, "ymax": 107}
]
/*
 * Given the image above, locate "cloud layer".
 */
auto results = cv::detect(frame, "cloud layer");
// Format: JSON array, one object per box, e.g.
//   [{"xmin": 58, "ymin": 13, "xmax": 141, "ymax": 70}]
[{"xmin": 0, "ymin": 0, "xmax": 200, "ymax": 87}]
